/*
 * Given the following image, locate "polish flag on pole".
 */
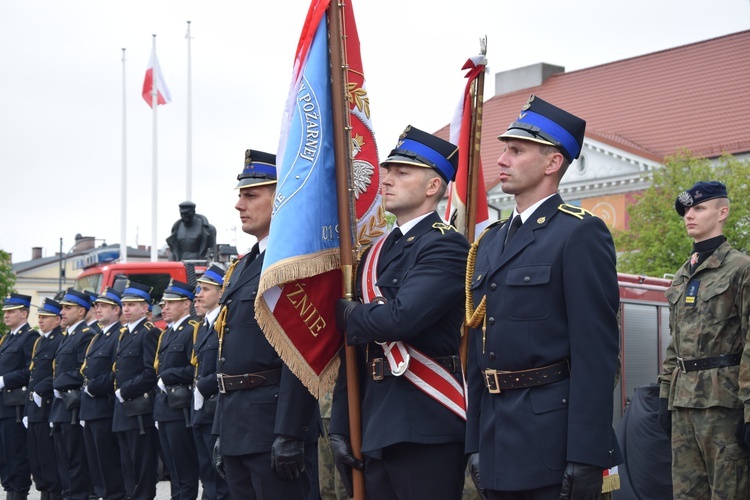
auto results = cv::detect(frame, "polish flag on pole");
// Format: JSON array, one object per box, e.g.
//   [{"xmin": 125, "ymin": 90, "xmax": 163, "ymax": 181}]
[{"xmin": 142, "ymin": 45, "xmax": 172, "ymax": 108}]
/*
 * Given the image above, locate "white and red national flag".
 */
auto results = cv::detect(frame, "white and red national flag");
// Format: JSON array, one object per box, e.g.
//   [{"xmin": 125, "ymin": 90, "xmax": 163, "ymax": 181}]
[
  {"xmin": 142, "ymin": 45, "xmax": 172, "ymax": 108},
  {"xmin": 445, "ymin": 56, "xmax": 490, "ymax": 239},
  {"xmin": 256, "ymin": 0, "xmax": 385, "ymax": 398}
]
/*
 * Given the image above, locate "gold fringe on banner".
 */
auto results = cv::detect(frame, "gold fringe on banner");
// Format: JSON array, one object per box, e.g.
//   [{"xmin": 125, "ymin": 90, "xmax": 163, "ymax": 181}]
[{"xmin": 256, "ymin": 248, "xmax": 343, "ymax": 398}]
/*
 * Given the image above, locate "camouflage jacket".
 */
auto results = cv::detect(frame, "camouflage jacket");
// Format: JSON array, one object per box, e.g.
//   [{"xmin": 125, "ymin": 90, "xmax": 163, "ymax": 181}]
[{"xmin": 660, "ymin": 241, "xmax": 750, "ymax": 419}]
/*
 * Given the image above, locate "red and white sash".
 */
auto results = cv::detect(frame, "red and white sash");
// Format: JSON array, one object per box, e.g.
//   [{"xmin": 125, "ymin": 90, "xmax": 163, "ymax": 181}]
[{"xmin": 360, "ymin": 236, "xmax": 467, "ymax": 420}]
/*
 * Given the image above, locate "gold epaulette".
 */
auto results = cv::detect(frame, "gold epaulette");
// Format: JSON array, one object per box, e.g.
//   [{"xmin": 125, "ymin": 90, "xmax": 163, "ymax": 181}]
[
  {"xmin": 432, "ymin": 222, "xmax": 458, "ymax": 234},
  {"xmin": 558, "ymin": 204, "xmax": 595, "ymax": 220}
]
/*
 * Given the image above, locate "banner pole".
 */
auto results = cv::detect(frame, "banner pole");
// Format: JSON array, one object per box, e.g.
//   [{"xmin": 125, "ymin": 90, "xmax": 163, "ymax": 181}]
[{"xmin": 328, "ymin": 1, "xmax": 365, "ymax": 498}]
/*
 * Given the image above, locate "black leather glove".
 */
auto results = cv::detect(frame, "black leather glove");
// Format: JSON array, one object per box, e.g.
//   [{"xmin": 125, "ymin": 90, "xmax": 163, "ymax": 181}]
[
  {"xmin": 467, "ymin": 453, "xmax": 487, "ymax": 499},
  {"xmin": 735, "ymin": 417, "xmax": 750, "ymax": 449},
  {"xmin": 335, "ymin": 299, "xmax": 359, "ymax": 331},
  {"xmin": 329, "ymin": 433, "xmax": 364, "ymax": 498},
  {"xmin": 213, "ymin": 437, "xmax": 226, "ymax": 480},
  {"xmin": 270, "ymin": 435, "xmax": 305, "ymax": 480},
  {"xmin": 558, "ymin": 462, "xmax": 603, "ymax": 500},
  {"xmin": 657, "ymin": 397, "xmax": 672, "ymax": 438}
]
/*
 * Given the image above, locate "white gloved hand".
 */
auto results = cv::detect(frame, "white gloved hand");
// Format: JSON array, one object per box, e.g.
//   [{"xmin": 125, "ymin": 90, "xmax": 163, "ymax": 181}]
[
  {"xmin": 155, "ymin": 421, "xmax": 159, "ymax": 430},
  {"xmin": 115, "ymin": 389, "xmax": 124, "ymax": 403},
  {"xmin": 49, "ymin": 422, "xmax": 54, "ymax": 429},
  {"xmin": 0, "ymin": 376, "xmax": 5, "ymax": 390},
  {"xmin": 158, "ymin": 378, "xmax": 167, "ymax": 393},
  {"xmin": 84, "ymin": 386, "xmax": 94, "ymax": 397},
  {"xmin": 193, "ymin": 387, "xmax": 204, "ymax": 411},
  {"xmin": 32, "ymin": 392, "xmax": 42, "ymax": 408},
  {"xmin": 80, "ymin": 420, "xmax": 85, "ymax": 428},
  {"xmin": 22, "ymin": 416, "xmax": 28, "ymax": 429},
  {"xmin": 53, "ymin": 389, "xmax": 62, "ymax": 399}
]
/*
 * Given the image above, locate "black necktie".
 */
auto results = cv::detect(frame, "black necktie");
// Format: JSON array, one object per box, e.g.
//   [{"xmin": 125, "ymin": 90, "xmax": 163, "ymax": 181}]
[
  {"xmin": 505, "ymin": 215, "xmax": 522, "ymax": 247},
  {"xmin": 381, "ymin": 228, "xmax": 402, "ymax": 255},
  {"xmin": 238, "ymin": 243, "xmax": 260, "ymax": 276}
]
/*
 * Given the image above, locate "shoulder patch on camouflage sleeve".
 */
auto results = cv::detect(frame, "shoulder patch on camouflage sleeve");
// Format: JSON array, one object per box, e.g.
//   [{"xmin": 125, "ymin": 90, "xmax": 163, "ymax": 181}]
[
  {"xmin": 432, "ymin": 222, "xmax": 458, "ymax": 234},
  {"xmin": 558, "ymin": 204, "xmax": 595, "ymax": 220}
]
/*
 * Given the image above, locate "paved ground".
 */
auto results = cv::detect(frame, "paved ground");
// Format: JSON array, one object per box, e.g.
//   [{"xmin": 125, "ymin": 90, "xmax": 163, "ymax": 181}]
[{"xmin": 26, "ymin": 480, "xmax": 185, "ymax": 500}]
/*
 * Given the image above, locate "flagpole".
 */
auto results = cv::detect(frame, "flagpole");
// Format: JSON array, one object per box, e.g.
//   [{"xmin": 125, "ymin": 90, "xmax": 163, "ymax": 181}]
[
  {"xmin": 186, "ymin": 21, "xmax": 193, "ymax": 202},
  {"xmin": 121, "ymin": 48, "xmax": 128, "ymax": 263},
  {"xmin": 151, "ymin": 34, "xmax": 159, "ymax": 262},
  {"xmin": 465, "ymin": 37, "xmax": 487, "ymax": 246},
  {"xmin": 460, "ymin": 38, "xmax": 487, "ymax": 373},
  {"xmin": 328, "ymin": 1, "xmax": 365, "ymax": 498}
]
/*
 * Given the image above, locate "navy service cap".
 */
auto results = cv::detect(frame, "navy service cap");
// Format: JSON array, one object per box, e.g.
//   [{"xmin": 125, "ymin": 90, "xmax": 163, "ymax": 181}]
[
  {"xmin": 60, "ymin": 289, "xmax": 92, "ymax": 311},
  {"xmin": 38, "ymin": 298, "xmax": 63, "ymax": 317},
  {"xmin": 236, "ymin": 149, "xmax": 277, "ymax": 189},
  {"xmin": 381, "ymin": 125, "xmax": 459, "ymax": 183},
  {"xmin": 499, "ymin": 95, "xmax": 586, "ymax": 163},
  {"xmin": 675, "ymin": 181, "xmax": 729, "ymax": 216},
  {"xmin": 95, "ymin": 287, "xmax": 122, "ymax": 307},
  {"xmin": 162, "ymin": 279, "xmax": 195, "ymax": 301},
  {"xmin": 197, "ymin": 265, "xmax": 225, "ymax": 288},
  {"xmin": 121, "ymin": 281, "xmax": 153, "ymax": 303},
  {"xmin": 3, "ymin": 293, "xmax": 32, "ymax": 311}
]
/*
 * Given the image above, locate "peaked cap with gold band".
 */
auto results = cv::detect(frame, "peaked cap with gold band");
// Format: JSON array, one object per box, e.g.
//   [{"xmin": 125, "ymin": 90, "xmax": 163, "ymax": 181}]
[
  {"xmin": 161, "ymin": 279, "xmax": 195, "ymax": 301},
  {"xmin": 38, "ymin": 298, "xmax": 63, "ymax": 317},
  {"xmin": 236, "ymin": 149, "xmax": 277, "ymax": 189},
  {"xmin": 120, "ymin": 281, "xmax": 153, "ymax": 303},
  {"xmin": 94, "ymin": 287, "xmax": 122, "ymax": 307},
  {"xmin": 2, "ymin": 293, "xmax": 31, "ymax": 311},
  {"xmin": 499, "ymin": 94, "xmax": 586, "ymax": 163},
  {"xmin": 60, "ymin": 288, "xmax": 92, "ymax": 311},
  {"xmin": 381, "ymin": 125, "xmax": 459, "ymax": 183}
]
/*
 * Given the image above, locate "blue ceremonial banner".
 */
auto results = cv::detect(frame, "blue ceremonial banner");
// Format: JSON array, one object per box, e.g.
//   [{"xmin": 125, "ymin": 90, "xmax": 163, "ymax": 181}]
[{"xmin": 256, "ymin": 0, "xmax": 386, "ymax": 397}]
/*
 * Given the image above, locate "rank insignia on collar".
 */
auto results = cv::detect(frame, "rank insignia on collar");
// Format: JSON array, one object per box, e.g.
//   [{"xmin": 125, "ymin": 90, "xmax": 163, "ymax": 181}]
[
  {"xmin": 537, "ymin": 217, "xmax": 546, "ymax": 224},
  {"xmin": 406, "ymin": 236, "xmax": 415, "ymax": 242}
]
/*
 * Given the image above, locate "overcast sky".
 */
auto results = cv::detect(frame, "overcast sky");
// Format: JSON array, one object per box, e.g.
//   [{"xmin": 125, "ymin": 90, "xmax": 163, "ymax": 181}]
[{"xmin": 1, "ymin": 0, "xmax": 748, "ymax": 262}]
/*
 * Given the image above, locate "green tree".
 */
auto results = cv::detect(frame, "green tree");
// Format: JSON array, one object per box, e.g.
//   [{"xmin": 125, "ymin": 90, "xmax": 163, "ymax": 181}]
[
  {"xmin": 0, "ymin": 250, "xmax": 16, "ymax": 336},
  {"xmin": 614, "ymin": 151, "xmax": 750, "ymax": 277}
]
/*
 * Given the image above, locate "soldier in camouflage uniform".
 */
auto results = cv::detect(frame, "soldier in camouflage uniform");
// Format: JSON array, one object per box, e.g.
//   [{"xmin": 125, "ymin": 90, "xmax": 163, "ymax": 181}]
[{"xmin": 658, "ymin": 181, "xmax": 750, "ymax": 499}]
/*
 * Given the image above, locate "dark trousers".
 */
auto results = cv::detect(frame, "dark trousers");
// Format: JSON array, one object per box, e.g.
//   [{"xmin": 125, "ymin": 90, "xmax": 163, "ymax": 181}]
[
  {"xmin": 192, "ymin": 424, "xmax": 230, "ymax": 500},
  {"xmin": 52, "ymin": 421, "xmax": 90, "ymax": 500},
  {"xmin": 223, "ymin": 444, "xmax": 318, "ymax": 500},
  {"xmin": 486, "ymin": 485, "xmax": 561, "ymax": 500},
  {"xmin": 158, "ymin": 420, "xmax": 199, "ymax": 500},
  {"xmin": 83, "ymin": 418, "xmax": 125, "ymax": 500},
  {"xmin": 363, "ymin": 441, "xmax": 466, "ymax": 500},
  {"xmin": 0, "ymin": 416, "xmax": 31, "ymax": 492},
  {"xmin": 27, "ymin": 421, "xmax": 61, "ymax": 494},
  {"xmin": 117, "ymin": 428, "xmax": 158, "ymax": 500}
]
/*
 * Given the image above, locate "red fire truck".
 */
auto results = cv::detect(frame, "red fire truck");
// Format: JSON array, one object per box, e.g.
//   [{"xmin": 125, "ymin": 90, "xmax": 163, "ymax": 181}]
[{"xmin": 615, "ymin": 272, "xmax": 672, "ymax": 424}]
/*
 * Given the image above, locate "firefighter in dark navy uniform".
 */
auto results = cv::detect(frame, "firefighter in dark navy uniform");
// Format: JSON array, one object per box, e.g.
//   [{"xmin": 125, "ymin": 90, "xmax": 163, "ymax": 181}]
[
  {"xmin": 330, "ymin": 126, "xmax": 470, "ymax": 499},
  {"xmin": 465, "ymin": 95, "xmax": 622, "ymax": 500},
  {"xmin": 0, "ymin": 294, "xmax": 36, "ymax": 500},
  {"xmin": 212, "ymin": 149, "xmax": 321, "ymax": 500},
  {"xmin": 26, "ymin": 299, "xmax": 65, "ymax": 500},
  {"xmin": 191, "ymin": 265, "xmax": 229, "ymax": 500},
  {"xmin": 154, "ymin": 280, "xmax": 200, "ymax": 500},
  {"xmin": 112, "ymin": 281, "xmax": 160, "ymax": 500},
  {"xmin": 50, "ymin": 289, "xmax": 95, "ymax": 500},
  {"xmin": 80, "ymin": 288, "xmax": 126, "ymax": 500}
]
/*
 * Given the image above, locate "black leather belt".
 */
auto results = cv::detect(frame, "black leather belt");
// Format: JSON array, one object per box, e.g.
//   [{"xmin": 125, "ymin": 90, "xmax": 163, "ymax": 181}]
[
  {"xmin": 370, "ymin": 355, "xmax": 460, "ymax": 381},
  {"xmin": 217, "ymin": 369, "xmax": 282, "ymax": 393},
  {"xmin": 483, "ymin": 360, "xmax": 570, "ymax": 394},
  {"xmin": 677, "ymin": 353, "xmax": 741, "ymax": 372}
]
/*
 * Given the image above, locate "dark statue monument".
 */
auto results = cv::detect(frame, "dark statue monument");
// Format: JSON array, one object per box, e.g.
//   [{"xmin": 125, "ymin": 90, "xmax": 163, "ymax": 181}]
[{"xmin": 166, "ymin": 201, "xmax": 217, "ymax": 261}]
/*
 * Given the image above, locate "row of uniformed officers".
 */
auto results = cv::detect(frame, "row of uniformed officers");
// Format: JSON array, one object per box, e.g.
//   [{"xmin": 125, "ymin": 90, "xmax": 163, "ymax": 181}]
[
  {"xmin": 0, "ymin": 95, "xmax": 628, "ymax": 500},
  {"xmin": 0, "ymin": 270, "xmax": 232, "ymax": 500}
]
